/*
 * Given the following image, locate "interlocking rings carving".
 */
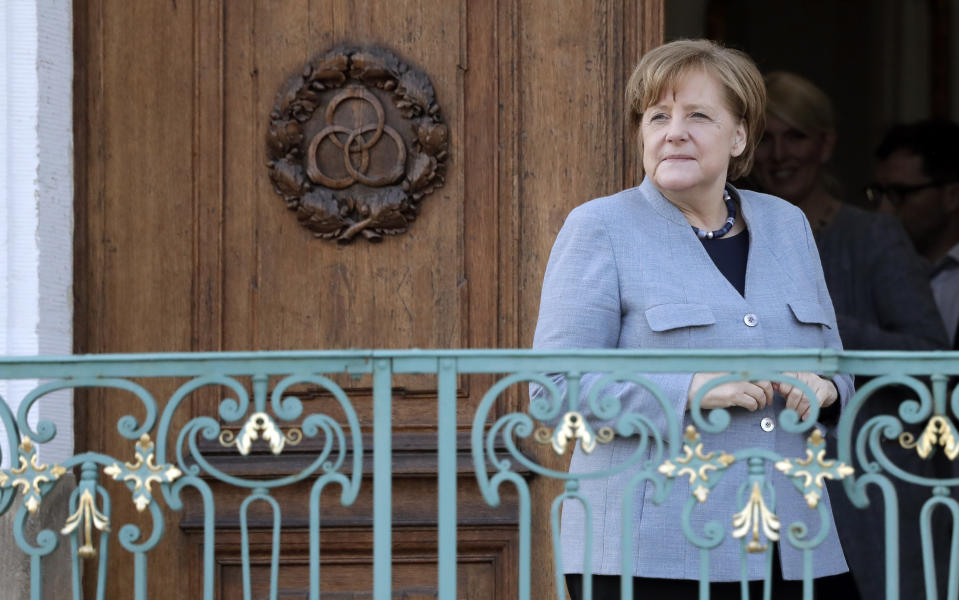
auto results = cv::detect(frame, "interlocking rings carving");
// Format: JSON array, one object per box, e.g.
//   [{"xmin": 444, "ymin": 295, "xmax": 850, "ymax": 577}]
[
  {"xmin": 267, "ymin": 45, "xmax": 449, "ymax": 243},
  {"xmin": 306, "ymin": 87, "xmax": 407, "ymax": 189}
]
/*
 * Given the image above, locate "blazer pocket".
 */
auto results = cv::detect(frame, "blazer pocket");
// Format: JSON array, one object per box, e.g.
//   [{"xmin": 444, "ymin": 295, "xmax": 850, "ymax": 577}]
[
  {"xmin": 787, "ymin": 300, "xmax": 832, "ymax": 329},
  {"xmin": 645, "ymin": 303, "xmax": 716, "ymax": 332}
]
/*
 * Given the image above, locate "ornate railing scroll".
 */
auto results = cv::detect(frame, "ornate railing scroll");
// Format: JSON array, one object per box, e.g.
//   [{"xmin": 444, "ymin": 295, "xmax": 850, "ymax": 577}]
[
  {"xmin": 468, "ymin": 349, "xmax": 958, "ymax": 600},
  {"xmin": 0, "ymin": 349, "xmax": 957, "ymax": 599},
  {"xmin": 833, "ymin": 355, "xmax": 959, "ymax": 600},
  {"xmin": 0, "ymin": 352, "xmax": 368, "ymax": 600}
]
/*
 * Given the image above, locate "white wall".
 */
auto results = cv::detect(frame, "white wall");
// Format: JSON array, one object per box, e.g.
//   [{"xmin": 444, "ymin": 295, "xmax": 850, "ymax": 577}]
[{"xmin": 0, "ymin": 0, "xmax": 74, "ymax": 466}]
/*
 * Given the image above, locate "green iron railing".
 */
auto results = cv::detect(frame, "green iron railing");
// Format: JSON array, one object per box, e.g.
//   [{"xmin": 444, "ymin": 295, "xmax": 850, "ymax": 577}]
[{"xmin": 0, "ymin": 349, "xmax": 957, "ymax": 599}]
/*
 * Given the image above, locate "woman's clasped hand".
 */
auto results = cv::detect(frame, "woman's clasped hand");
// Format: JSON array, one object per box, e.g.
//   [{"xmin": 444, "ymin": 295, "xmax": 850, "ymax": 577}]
[{"xmin": 687, "ymin": 371, "xmax": 838, "ymax": 420}]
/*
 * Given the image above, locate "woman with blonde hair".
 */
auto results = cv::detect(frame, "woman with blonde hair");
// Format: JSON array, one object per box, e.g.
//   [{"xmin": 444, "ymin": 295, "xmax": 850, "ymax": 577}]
[
  {"xmin": 752, "ymin": 70, "xmax": 948, "ymax": 599},
  {"xmin": 752, "ymin": 71, "xmax": 945, "ymax": 352},
  {"xmin": 532, "ymin": 44, "xmax": 854, "ymax": 599}
]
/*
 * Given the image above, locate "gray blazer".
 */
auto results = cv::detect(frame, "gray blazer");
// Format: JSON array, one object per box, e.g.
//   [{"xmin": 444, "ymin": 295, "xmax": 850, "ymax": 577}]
[{"xmin": 532, "ymin": 177, "xmax": 854, "ymax": 581}]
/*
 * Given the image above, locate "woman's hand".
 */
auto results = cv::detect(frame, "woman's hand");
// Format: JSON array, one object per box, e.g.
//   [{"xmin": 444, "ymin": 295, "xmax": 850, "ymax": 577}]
[
  {"xmin": 774, "ymin": 372, "xmax": 838, "ymax": 421},
  {"xmin": 687, "ymin": 372, "xmax": 774, "ymax": 412}
]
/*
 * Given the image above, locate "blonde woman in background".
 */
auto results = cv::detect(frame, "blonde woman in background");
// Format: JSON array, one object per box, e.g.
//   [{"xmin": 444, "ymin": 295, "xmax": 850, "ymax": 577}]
[
  {"xmin": 751, "ymin": 71, "xmax": 949, "ymax": 599},
  {"xmin": 752, "ymin": 71, "xmax": 946, "ymax": 352}
]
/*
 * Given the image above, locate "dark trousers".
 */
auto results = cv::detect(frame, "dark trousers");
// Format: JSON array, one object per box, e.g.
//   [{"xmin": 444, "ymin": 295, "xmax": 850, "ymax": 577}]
[{"xmin": 565, "ymin": 550, "xmax": 859, "ymax": 600}]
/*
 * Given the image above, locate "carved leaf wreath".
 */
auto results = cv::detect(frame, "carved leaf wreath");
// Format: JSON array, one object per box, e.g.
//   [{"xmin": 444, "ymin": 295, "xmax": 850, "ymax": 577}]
[{"xmin": 266, "ymin": 45, "xmax": 449, "ymax": 243}]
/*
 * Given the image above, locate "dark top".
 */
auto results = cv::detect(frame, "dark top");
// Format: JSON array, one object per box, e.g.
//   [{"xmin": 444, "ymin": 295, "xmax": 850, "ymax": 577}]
[{"xmin": 700, "ymin": 229, "xmax": 749, "ymax": 296}]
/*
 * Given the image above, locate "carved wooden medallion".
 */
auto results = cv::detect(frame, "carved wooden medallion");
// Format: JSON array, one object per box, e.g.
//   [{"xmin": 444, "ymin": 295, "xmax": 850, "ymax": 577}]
[{"xmin": 267, "ymin": 45, "xmax": 449, "ymax": 243}]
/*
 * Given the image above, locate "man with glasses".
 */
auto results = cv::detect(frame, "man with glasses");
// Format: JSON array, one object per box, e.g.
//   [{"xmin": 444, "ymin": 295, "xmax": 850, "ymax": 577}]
[
  {"xmin": 868, "ymin": 120, "xmax": 958, "ymax": 600},
  {"xmin": 872, "ymin": 118, "xmax": 959, "ymax": 349}
]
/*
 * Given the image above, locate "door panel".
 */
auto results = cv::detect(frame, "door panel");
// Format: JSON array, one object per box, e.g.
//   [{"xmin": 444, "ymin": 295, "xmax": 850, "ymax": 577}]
[{"xmin": 74, "ymin": 1, "xmax": 663, "ymax": 597}]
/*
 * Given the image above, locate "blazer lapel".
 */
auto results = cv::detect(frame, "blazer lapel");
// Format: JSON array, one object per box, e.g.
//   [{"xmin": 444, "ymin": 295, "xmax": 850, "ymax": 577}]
[
  {"xmin": 737, "ymin": 189, "xmax": 797, "ymax": 302},
  {"xmin": 642, "ymin": 178, "xmax": 768, "ymax": 304}
]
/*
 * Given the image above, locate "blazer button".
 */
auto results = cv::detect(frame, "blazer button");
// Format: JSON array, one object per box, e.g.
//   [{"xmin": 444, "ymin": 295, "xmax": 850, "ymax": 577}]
[
  {"xmin": 760, "ymin": 417, "xmax": 775, "ymax": 432},
  {"xmin": 743, "ymin": 313, "xmax": 759, "ymax": 327}
]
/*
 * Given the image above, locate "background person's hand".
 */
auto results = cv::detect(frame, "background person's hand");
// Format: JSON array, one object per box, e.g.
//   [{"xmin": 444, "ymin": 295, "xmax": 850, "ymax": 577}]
[
  {"xmin": 774, "ymin": 372, "xmax": 838, "ymax": 421},
  {"xmin": 687, "ymin": 372, "xmax": 774, "ymax": 412}
]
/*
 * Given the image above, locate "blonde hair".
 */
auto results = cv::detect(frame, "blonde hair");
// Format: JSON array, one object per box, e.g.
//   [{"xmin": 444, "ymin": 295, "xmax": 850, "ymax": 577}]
[
  {"xmin": 764, "ymin": 71, "xmax": 836, "ymax": 136},
  {"xmin": 762, "ymin": 71, "xmax": 841, "ymax": 196},
  {"xmin": 626, "ymin": 39, "xmax": 766, "ymax": 180}
]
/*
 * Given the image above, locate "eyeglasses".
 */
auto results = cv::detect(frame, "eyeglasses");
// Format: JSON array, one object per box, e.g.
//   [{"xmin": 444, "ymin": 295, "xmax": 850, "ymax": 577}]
[{"xmin": 863, "ymin": 181, "xmax": 943, "ymax": 208}]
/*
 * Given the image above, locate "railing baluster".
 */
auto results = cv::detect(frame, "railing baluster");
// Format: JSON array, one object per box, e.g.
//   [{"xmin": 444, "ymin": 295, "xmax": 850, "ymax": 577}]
[
  {"xmin": 134, "ymin": 551, "xmax": 147, "ymax": 600},
  {"xmin": 762, "ymin": 550, "xmax": 773, "ymax": 600},
  {"xmin": 13, "ymin": 504, "xmax": 56, "ymax": 600},
  {"xmin": 240, "ymin": 493, "xmax": 255, "ymax": 600},
  {"xmin": 30, "ymin": 552, "xmax": 42, "ymax": 600},
  {"xmin": 95, "ymin": 487, "xmax": 111, "ymax": 600},
  {"xmin": 517, "ymin": 480, "xmax": 531, "ymax": 600},
  {"xmin": 67, "ymin": 485, "xmax": 83, "ymax": 600},
  {"xmin": 437, "ymin": 358, "xmax": 457, "ymax": 600},
  {"xmin": 201, "ymin": 484, "xmax": 215, "ymax": 600},
  {"xmin": 373, "ymin": 358, "xmax": 393, "ymax": 600},
  {"xmin": 699, "ymin": 549, "xmax": 709, "ymax": 600},
  {"xmin": 270, "ymin": 494, "xmax": 282, "ymax": 600},
  {"xmin": 802, "ymin": 549, "xmax": 813, "ymax": 600},
  {"xmin": 309, "ymin": 477, "xmax": 323, "ymax": 600}
]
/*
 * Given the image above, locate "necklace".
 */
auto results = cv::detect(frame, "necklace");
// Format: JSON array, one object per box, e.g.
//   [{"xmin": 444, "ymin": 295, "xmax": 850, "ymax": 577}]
[{"xmin": 692, "ymin": 189, "xmax": 736, "ymax": 239}]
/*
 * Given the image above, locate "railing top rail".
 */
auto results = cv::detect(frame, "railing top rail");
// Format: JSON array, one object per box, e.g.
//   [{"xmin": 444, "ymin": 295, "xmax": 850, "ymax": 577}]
[{"xmin": 0, "ymin": 348, "xmax": 954, "ymax": 378}]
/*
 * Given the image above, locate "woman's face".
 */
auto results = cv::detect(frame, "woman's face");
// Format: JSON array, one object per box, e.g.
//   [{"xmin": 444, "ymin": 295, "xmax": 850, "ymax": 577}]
[
  {"xmin": 640, "ymin": 69, "xmax": 746, "ymax": 199},
  {"xmin": 753, "ymin": 114, "xmax": 834, "ymax": 203}
]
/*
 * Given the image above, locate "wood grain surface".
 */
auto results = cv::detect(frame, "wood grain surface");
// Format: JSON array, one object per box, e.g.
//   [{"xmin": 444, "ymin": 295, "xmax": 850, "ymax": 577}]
[{"xmin": 73, "ymin": 1, "xmax": 663, "ymax": 597}]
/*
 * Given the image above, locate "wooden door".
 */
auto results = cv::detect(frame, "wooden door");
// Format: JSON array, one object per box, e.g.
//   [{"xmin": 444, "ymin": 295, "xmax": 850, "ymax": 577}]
[{"xmin": 73, "ymin": 1, "xmax": 663, "ymax": 597}]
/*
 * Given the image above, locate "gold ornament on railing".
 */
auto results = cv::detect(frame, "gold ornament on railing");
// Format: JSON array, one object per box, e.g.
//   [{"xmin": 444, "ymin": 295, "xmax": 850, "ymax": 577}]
[
  {"xmin": 899, "ymin": 415, "xmax": 959, "ymax": 460},
  {"xmin": 775, "ymin": 428, "xmax": 854, "ymax": 508},
  {"xmin": 657, "ymin": 425, "xmax": 735, "ymax": 502},
  {"xmin": 61, "ymin": 489, "xmax": 109, "ymax": 559},
  {"xmin": 534, "ymin": 411, "xmax": 614, "ymax": 455},
  {"xmin": 732, "ymin": 482, "xmax": 781, "ymax": 553},
  {"xmin": 219, "ymin": 412, "xmax": 303, "ymax": 456},
  {"xmin": 104, "ymin": 434, "xmax": 182, "ymax": 512},
  {"xmin": 0, "ymin": 437, "xmax": 67, "ymax": 514}
]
